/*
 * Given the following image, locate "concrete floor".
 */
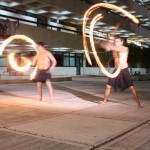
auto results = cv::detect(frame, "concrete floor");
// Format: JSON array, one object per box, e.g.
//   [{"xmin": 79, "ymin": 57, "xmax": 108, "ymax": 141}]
[{"xmin": 0, "ymin": 76, "xmax": 149, "ymax": 150}]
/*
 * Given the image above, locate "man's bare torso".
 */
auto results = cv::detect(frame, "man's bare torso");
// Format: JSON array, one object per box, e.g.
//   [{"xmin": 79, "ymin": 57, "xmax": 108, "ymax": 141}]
[
  {"xmin": 36, "ymin": 51, "xmax": 51, "ymax": 70},
  {"xmin": 113, "ymin": 46, "xmax": 128, "ymax": 69}
]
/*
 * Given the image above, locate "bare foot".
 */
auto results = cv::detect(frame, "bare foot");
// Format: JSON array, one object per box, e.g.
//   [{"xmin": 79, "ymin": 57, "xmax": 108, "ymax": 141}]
[
  {"xmin": 137, "ymin": 105, "xmax": 142, "ymax": 109},
  {"xmin": 38, "ymin": 97, "xmax": 42, "ymax": 101},
  {"xmin": 47, "ymin": 98, "xmax": 53, "ymax": 103},
  {"xmin": 98, "ymin": 101, "xmax": 107, "ymax": 105},
  {"xmin": 47, "ymin": 100, "xmax": 53, "ymax": 104},
  {"xmin": 102, "ymin": 100, "xmax": 108, "ymax": 105},
  {"xmin": 98, "ymin": 101, "xmax": 101, "ymax": 104}
]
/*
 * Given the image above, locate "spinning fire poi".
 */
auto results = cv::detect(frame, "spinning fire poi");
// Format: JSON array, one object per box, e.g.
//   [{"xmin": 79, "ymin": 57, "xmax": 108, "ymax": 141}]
[{"xmin": 0, "ymin": 34, "xmax": 37, "ymax": 80}]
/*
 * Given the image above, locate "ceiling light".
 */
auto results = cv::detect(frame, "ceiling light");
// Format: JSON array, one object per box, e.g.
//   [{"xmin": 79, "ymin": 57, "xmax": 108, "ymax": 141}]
[
  {"xmin": 142, "ymin": 23, "xmax": 150, "ymax": 26},
  {"xmin": 140, "ymin": 18, "xmax": 149, "ymax": 21},
  {"xmin": 108, "ymin": 0, "xmax": 118, "ymax": 4},
  {"xmin": 127, "ymin": 33, "xmax": 136, "ymax": 36},
  {"xmin": 118, "ymin": 29, "xmax": 128, "ymax": 33},
  {"xmin": 120, "ymin": 5, "xmax": 128, "ymax": 8},
  {"xmin": 72, "ymin": 17, "xmax": 83, "ymax": 21},
  {"xmin": 135, "ymin": 15, "xmax": 143, "ymax": 18},
  {"xmin": 51, "ymin": 10, "xmax": 71, "ymax": 15},
  {"xmin": 52, "ymin": 16, "xmax": 68, "ymax": 20},
  {"xmin": 52, "ymin": 47, "xmax": 70, "ymax": 50},
  {"xmin": 95, "ymin": 22, "xmax": 105, "ymax": 25},
  {"xmin": 129, "ymin": 11, "xmax": 136, "ymax": 14}
]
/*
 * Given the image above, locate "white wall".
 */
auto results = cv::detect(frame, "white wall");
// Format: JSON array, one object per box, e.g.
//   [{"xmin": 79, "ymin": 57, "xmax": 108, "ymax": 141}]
[
  {"xmin": 0, "ymin": 67, "xmax": 7, "ymax": 74},
  {"xmin": 81, "ymin": 67, "xmax": 146, "ymax": 76},
  {"xmin": 0, "ymin": 58, "xmax": 6, "ymax": 66},
  {"xmin": 23, "ymin": 67, "xmax": 76, "ymax": 76},
  {"xmin": 129, "ymin": 68, "xmax": 146, "ymax": 75},
  {"xmin": 0, "ymin": 67, "xmax": 146, "ymax": 78},
  {"xmin": 81, "ymin": 67, "xmax": 115, "ymax": 76},
  {"xmin": 52, "ymin": 67, "xmax": 76, "ymax": 76}
]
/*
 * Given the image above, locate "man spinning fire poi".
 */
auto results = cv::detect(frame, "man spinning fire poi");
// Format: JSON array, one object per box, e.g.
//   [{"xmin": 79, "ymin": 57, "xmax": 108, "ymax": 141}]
[
  {"xmin": 22, "ymin": 42, "xmax": 57, "ymax": 102},
  {"xmin": 31, "ymin": 42, "xmax": 57, "ymax": 102},
  {"xmin": 97, "ymin": 35, "xmax": 142, "ymax": 109},
  {"xmin": 83, "ymin": 3, "xmax": 142, "ymax": 109}
]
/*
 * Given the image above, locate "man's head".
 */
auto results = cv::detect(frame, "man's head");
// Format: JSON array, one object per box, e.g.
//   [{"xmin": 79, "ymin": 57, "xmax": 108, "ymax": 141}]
[
  {"xmin": 114, "ymin": 36, "xmax": 124, "ymax": 47},
  {"xmin": 36, "ymin": 42, "xmax": 45, "ymax": 47},
  {"xmin": 36, "ymin": 42, "xmax": 45, "ymax": 52}
]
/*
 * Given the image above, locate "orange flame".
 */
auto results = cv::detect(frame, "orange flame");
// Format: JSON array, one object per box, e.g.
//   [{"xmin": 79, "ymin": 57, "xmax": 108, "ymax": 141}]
[
  {"xmin": 0, "ymin": 34, "xmax": 37, "ymax": 80},
  {"xmin": 8, "ymin": 52, "xmax": 31, "ymax": 72},
  {"xmin": 30, "ymin": 67, "xmax": 38, "ymax": 80}
]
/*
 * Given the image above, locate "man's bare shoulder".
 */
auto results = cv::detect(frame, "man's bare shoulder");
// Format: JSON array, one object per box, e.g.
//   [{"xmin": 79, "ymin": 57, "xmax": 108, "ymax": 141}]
[
  {"xmin": 46, "ymin": 50, "xmax": 55, "ymax": 59},
  {"xmin": 46, "ymin": 50, "xmax": 53, "ymax": 55},
  {"xmin": 122, "ymin": 46, "xmax": 129, "ymax": 52}
]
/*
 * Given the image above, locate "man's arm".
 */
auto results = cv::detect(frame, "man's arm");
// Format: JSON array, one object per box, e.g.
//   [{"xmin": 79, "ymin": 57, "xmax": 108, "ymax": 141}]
[
  {"xmin": 20, "ymin": 55, "xmax": 37, "ymax": 66},
  {"xmin": 108, "ymin": 23, "xmax": 120, "ymax": 39},
  {"xmin": 96, "ymin": 24, "xmax": 120, "ymax": 52},
  {"xmin": 31, "ymin": 55, "xmax": 37, "ymax": 67},
  {"xmin": 48, "ymin": 52, "xmax": 57, "ymax": 73},
  {"xmin": 112, "ymin": 51, "xmax": 119, "ymax": 68},
  {"xmin": 94, "ymin": 39, "xmax": 113, "ymax": 52}
]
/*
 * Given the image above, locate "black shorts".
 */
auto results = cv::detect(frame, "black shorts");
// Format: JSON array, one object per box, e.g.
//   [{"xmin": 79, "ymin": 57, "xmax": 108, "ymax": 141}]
[
  {"xmin": 107, "ymin": 67, "xmax": 133, "ymax": 90},
  {"xmin": 35, "ymin": 69, "xmax": 51, "ymax": 83}
]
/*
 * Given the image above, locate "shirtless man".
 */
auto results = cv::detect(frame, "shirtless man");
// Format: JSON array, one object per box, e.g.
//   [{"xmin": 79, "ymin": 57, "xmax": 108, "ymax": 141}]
[
  {"xmin": 31, "ymin": 42, "xmax": 57, "ymax": 102},
  {"xmin": 100, "ymin": 36, "xmax": 142, "ymax": 108}
]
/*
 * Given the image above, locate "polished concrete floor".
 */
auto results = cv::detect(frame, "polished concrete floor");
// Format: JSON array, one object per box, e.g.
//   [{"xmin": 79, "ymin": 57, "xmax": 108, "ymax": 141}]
[{"xmin": 0, "ymin": 76, "xmax": 149, "ymax": 150}]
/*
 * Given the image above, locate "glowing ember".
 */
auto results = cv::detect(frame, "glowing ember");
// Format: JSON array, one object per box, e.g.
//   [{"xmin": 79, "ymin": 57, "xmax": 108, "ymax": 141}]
[{"xmin": 83, "ymin": 3, "xmax": 139, "ymax": 78}]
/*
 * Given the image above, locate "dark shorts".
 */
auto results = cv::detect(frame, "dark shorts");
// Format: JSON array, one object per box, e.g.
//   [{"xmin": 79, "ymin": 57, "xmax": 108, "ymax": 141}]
[
  {"xmin": 107, "ymin": 67, "xmax": 133, "ymax": 91},
  {"xmin": 35, "ymin": 69, "xmax": 51, "ymax": 83}
]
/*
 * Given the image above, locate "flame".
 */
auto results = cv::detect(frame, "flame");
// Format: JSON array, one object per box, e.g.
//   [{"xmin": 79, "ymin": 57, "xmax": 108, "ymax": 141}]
[
  {"xmin": 0, "ymin": 34, "xmax": 36, "ymax": 55},
  {"xmin": 0, "ymin": 34, "xmax": 37, "ymax": 80},
  {"xmin": 30, "ymin": 67, "xmax": 38, "ymax": 80},
  {"xmin": 83, "ymin": 3, "xmax": 139, "ymax": 78},
  {"xmin": 8, "ymin": 52, "xmax": 31, "ymax": 72}
]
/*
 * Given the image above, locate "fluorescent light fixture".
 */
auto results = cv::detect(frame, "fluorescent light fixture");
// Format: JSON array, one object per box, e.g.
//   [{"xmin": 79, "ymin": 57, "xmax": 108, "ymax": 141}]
[
  {"xmin": 103, "ymin": 29, "xmax": 111, "ymax": 32},
  {"xmin": 121, "ymin": 35, "xmax": 130, "ymax": 37},
  {"xmin": 72, "ymin": 17, "xmax": 83, "ymax": 21},
  {"xmin": 139, "ymin": 0, "xmax": 149, "ymax": 2},
  {"xmin": 129, "ymin": 11, "xmax": 136, "ymax": 14},
  {"xmin": 52, "ymin": 16, "xmax": 68, "ymax": 20},
  {"xmin": 143, "ymin": 45, "xmax": 149, "ymax": 48},
  {"xmin": 108, "ymin": 0, "xmax": 118, "ymax": 4},
  {"xmin": 27, "ymin": 9, "xmax": 47, "ymax": 14},
  {"xmin": 36, "ymin": 10, "xmax": 47, "ymax": 14},
  {"xmin": 95, "ymin": 22, "xmax": 105, "ymax": 25},
  {"xmin": 59, "ymin": 16, "xmax": 69, "ymax": 20},
  {"xmin": 126, "ymin": 33, "xmax": 136, "ymax": 36},
  {"xmin": 115, "ymin": 32, "xmax": 122, "ymax": 35},
  {"xmin": 93, "ymin": 25, "xmax": 101, "ymax": 29},
  {"xmin": 0, "ymin": 2, "xmax": 19, "ymax": 7},
  {"xmin": 140, "ymin": 18, "xmax": 149, "ymax": 21},
  {"xmin": 51, "ymin": 10, "xmax": 71, "ymax": 15},
  {"xmin": 120, "ymin": 5, "xmax": 128, "ymax": 8},
  {"xmin": 118, "ymin": 29, "xmax": 128, "ymax": 33},
  {"xmin": 52, "ymin": 47, "xmax": 70, "ymax": 50},
  {"xmin": 142, "ymin": 23, "xmax": 150, "ymax": 26},
  {"xmin": 52, "ymin": 49, "xmax": 68, "ymax": 52},
  {"xmin": 135, "ymin": 15, "xmax": 143, "ymax": 18},
  {"xmin": 107, "ymin": 26, "xmax": 116, "ymax": 29}
]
